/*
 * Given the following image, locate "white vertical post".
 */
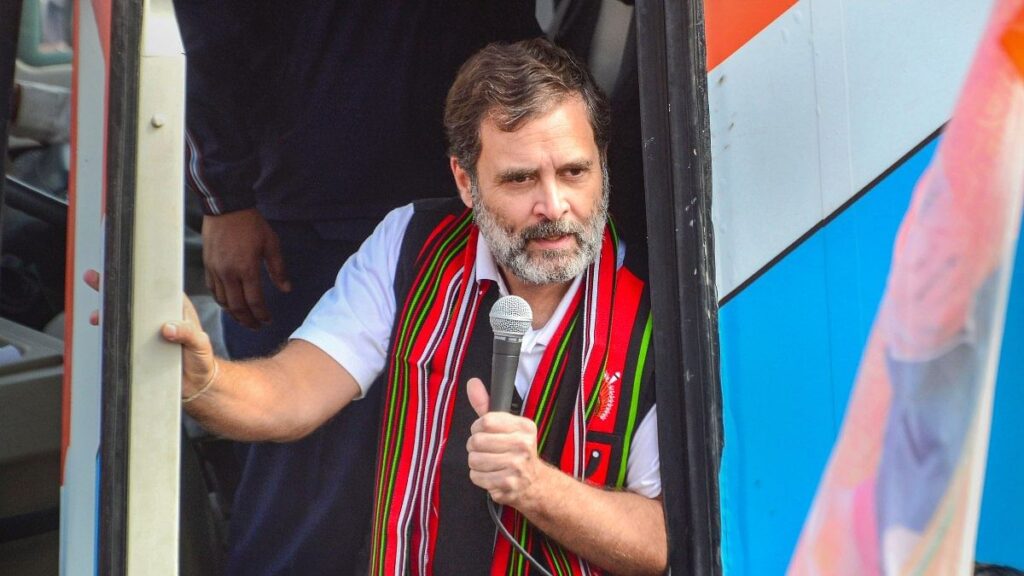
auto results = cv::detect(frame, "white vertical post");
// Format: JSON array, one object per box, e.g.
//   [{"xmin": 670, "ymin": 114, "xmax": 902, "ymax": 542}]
[{"xmin": 124, "ymin": 0, "xmax": 185, "ymax": 573}]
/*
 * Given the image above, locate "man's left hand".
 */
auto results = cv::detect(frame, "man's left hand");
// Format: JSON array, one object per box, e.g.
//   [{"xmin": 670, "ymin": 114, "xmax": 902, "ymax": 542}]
[
  {"xmin": 466, "ymin": 377, "xmax": 549, "ymax": 509},
  {"xmin": 466, "ymin": 379, "xmax": 668, "ymax": 575}
]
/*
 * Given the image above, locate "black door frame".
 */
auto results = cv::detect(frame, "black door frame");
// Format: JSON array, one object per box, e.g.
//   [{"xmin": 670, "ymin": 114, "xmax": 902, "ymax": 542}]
[
  {"xmin": 635, "ymin": 1, "xmax": 723, "ymax": 574},
  {"xmin": 99, "ymin": 0, "xmax": 143, "ymax": 573}
]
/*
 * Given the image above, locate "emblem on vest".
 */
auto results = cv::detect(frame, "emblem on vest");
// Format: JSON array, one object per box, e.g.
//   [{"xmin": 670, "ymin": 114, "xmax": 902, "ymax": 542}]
[{"xmin": 596, "ymin": 371, "xmax": 620, "ymax": 421}]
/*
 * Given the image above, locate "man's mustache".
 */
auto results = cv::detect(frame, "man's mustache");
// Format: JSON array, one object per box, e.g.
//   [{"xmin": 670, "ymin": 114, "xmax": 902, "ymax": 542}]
[{"xmin": 517, "ymin": 220, "xmax": 585, "ymax": 245}]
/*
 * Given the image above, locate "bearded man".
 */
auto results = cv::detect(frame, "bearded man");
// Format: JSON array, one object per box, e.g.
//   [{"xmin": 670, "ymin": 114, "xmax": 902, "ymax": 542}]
[{"xmin": 165, "ymin": 38, "xmax": 667, "ymax": 575}]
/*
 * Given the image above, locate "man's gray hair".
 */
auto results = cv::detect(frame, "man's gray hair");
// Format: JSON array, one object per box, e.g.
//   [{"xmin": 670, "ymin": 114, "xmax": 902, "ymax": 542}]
[{"xmin": 444, "ymin": 37, "xmax": 611, "ymax": 176}]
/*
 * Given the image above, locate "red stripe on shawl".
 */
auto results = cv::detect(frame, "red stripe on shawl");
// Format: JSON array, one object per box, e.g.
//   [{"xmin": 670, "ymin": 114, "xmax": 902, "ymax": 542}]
[
  {"xmin": 588, "ymin": 267, "xmax": 644, "ymax": 435},
  {"xmin": 491, "ymin": 506, "xmax": 529, "ymax": 576}
]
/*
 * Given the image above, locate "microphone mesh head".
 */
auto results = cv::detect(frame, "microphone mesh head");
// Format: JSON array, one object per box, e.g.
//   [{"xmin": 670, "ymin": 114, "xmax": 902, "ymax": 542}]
[{"xmin": 489, "ymin": 295, "xmax": 533, "ymax": 337}]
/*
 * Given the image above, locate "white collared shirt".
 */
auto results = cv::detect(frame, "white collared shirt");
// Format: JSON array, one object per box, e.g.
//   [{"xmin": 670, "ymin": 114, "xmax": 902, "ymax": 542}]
[{"xmin": 293, "ymin": 203, "xmax": 660, "ymax": 497}]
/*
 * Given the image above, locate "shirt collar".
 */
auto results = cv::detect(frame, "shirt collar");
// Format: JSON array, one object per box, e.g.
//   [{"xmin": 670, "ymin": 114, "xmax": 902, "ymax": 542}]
[{"xmin": 475, "ymin": 231, "xmax": 583, "ymax": 354}]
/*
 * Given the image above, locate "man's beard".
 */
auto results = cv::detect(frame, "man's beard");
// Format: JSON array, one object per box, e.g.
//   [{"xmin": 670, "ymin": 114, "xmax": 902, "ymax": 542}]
[{"xmin": 471, "ymin": 170, "xmax": 610, "ymax": 286}]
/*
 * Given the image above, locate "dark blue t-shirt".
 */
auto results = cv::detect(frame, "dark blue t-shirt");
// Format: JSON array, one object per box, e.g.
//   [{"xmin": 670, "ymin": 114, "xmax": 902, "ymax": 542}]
[{"xmin": 177, "ymin": 0, "xmax": 540, "ymax": 226}]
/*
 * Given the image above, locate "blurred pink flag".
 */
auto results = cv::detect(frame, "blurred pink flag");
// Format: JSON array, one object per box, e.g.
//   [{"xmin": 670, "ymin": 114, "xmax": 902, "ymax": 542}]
[{"xmin": 788, "ymin": 2, "xmax": 1024, "ymax": 574}]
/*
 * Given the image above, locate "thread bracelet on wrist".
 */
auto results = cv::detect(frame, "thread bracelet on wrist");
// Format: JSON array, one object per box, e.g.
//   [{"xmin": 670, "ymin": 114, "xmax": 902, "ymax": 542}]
[{"xmin": 182, "ymin": 360, "xmax": 218, "ymax": 404}]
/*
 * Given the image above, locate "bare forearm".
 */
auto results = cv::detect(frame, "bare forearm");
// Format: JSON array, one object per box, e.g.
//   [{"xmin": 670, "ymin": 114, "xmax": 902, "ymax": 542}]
[
  {"xmin": 181, "ymin": 341, "xmax": 360, "ymax": 442},
  {"xmin": 516, "ymin": 465, "xmax": 667, "ymax": 575},
  {"xmin": 184, "ymin": 357, "xmax": 309, "ymax": 441}
]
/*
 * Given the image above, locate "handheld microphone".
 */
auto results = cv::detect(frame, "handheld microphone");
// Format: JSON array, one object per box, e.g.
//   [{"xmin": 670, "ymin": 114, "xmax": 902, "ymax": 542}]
[
  {"xmin": 487, "ymin": 295, "xmax": 532, "ymax": 413},
  {"xmin": 484, "ymin": 296, "xmax": 552, "ymax": 576}
]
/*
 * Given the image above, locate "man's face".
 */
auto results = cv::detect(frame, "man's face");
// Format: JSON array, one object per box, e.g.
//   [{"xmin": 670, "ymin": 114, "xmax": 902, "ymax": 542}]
[{"xmin": 452, "ymin": 96, "xmax": 609, "ymax": 286}]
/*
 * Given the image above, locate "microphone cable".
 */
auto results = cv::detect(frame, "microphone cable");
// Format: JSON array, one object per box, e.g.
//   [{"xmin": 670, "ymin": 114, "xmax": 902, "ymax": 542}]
[{"xmin": 487, "ymin": 495, "xmax": 554, "ymax": 576}]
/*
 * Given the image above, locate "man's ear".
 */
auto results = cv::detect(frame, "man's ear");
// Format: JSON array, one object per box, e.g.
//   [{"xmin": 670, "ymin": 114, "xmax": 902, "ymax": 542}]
[{"xmin": 450, "ymin": 157, "xmax": 474, "ymax": 208}]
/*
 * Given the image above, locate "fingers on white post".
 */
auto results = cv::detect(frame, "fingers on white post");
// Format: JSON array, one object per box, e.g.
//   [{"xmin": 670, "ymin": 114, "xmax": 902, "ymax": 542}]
[
  {"xmin": 162, "ymin": 319, "xmax": 210, "ymax": 353},
  {"xmin": 161, "ymin": 322, "xmax": 180, "ymax": 343},
  {"xmin": 83, "ymin": 269, "xmax": 100, "ymax": 291}
]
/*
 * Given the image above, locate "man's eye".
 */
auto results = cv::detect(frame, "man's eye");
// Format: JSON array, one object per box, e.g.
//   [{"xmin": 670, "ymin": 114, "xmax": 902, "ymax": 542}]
[{"xmin": 513, "ymin": 175, "xmax": 530, "ymax": 183}]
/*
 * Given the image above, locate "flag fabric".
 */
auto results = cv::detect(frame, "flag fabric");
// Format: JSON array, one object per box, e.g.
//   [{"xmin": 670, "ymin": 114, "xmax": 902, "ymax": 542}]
[{"xmin": 788, "ymin": 1, "xmax": 1024, "ymax": 574}]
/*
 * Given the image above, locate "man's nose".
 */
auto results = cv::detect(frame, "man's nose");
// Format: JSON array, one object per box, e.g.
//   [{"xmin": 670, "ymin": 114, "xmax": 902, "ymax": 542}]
[{"xmin": 534, "ymin": 179, "xmax": 569, "ymax": 221}]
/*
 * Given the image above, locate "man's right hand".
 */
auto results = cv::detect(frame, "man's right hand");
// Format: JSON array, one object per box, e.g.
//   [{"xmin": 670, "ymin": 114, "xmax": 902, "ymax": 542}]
[
  {"xmin": 162, "ymin": 296, "xmax": 219, "ymax": 399},
  {"xmin": 202, "ymin": 208, "xmax": 292, "ymax": 329}
]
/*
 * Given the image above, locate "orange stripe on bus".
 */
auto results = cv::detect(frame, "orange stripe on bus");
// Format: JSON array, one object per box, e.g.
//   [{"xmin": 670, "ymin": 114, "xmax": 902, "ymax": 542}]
[
  {"xmin": 706, "ymin": 0, "xmax": 799, "ymax": 70},
  {"xmin": 93, "ymin": 0, "xmax": 111, "ymax": 64},
  {"xmin": 62, "ymin": 0, "xmax": 84, "ymax": 486}
]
